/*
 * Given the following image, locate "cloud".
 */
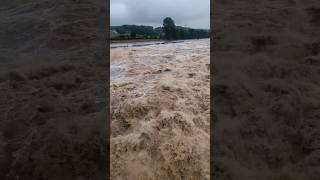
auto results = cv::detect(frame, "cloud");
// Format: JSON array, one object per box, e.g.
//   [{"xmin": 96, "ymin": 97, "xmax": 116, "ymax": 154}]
[{"xmin": 110, "ymin": 0, "xmax": 210, "ymax": 29}]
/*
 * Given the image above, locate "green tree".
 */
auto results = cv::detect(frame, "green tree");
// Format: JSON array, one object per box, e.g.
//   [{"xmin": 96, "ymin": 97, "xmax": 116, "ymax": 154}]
[
  {"xmin": 163, "ymin": 17, "xmax": 176, "ymax": 40},
  {"xmin": 130, "ymin": 31, "xmax": 136, "ymax": 39}
]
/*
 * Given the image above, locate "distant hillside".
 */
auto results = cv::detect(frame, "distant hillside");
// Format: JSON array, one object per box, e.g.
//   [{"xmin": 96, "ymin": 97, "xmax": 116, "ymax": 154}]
[
  {"xmin": 175, "ymin": 26, "xmax": 210, "ymax": 40},
  {"xmin": 110, "ymin": 25, "xmax": 210, "ymax": 40},
  {"xmin": 110, "ymin": 25, "xmax": 160, "ymax": 39}
]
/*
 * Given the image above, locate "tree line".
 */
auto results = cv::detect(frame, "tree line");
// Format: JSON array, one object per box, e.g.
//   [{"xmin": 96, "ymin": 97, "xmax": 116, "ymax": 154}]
[{"xmin": 110, "ymin": 17, "xmax": 210, "ymax": 40}]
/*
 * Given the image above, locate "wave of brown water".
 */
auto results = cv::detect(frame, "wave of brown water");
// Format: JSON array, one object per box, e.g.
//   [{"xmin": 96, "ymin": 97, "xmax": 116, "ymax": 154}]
[{"xmin": 110, "ymin": 39, "xmax": 210, "ymax": 180}]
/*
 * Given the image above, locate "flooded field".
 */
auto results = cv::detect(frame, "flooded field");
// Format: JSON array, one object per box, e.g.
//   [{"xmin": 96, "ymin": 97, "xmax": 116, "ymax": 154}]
[{"xmin": 110, "ymin": 39, "xmax": 210, "ymax": 180}]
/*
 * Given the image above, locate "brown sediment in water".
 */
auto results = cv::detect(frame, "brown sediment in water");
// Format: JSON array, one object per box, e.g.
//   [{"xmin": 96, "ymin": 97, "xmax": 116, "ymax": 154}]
[
  {"xmin": 0, "ymin": 0, "xmax": 106, "ymax": 179},
  {"xmin": 110, "ymin": 39, "xmax": 210, "ymax": 180},
  {"xmin": 213, "ymin": 0, "xmax": 320, "ymax": 179}
]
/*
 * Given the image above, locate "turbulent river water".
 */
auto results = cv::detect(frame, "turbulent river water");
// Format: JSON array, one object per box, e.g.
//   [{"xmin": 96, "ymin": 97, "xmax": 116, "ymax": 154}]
[{"xmin": 110, "ymin": 39, "xmax": 210, "ymax": 180}]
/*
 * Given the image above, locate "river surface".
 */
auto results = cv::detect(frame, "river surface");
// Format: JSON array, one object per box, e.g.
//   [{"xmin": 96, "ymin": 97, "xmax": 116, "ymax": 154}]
[{"xmin": 110, "ymin": 38, "xmax": 210, "ymax": 180}]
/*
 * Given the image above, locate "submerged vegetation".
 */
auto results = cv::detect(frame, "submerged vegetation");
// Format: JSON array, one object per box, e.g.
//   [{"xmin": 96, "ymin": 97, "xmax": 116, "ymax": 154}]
[{"xmin": 110, "ymin": 17, "xmax": 210, "ymax": 40}]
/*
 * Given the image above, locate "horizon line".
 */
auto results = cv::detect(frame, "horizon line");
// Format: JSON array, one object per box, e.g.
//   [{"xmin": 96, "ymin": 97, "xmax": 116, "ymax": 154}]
[{"xmin": 110, "ymin": 24, "xmax": 210, "ymax": 30}]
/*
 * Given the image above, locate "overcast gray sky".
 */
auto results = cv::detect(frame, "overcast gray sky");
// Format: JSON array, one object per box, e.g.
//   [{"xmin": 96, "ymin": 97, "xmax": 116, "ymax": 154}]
[{"xmin": 110, "ymin": 0, "xmax": 210, "ymax": 29}]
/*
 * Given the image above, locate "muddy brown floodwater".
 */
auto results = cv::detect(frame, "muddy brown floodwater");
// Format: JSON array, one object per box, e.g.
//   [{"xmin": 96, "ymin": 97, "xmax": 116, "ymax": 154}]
[{"xmin": 110, "ymin": 39, "xmax": 210, "ymax": 180}]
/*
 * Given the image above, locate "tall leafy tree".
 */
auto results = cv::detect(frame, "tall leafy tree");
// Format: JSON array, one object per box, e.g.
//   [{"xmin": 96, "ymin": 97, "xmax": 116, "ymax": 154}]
[{"xmin": 163, "ymin": 17, "xmax": 176, "ymax": 40}]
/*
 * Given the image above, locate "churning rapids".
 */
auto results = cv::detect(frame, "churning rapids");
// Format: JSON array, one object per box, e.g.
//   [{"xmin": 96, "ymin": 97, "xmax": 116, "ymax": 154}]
[{"xmin": 110, "ymin": 39, "xmax": 210, "ymax": 180}]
